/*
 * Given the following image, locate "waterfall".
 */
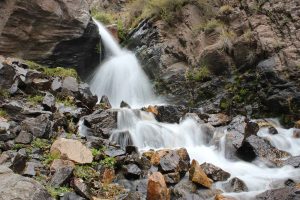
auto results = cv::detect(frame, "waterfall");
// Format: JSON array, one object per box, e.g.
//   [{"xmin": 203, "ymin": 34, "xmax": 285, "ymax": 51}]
[
  {"xmin": 90, "ymin": 20, "xmax": 158, "ymax": 108},
  {"xmin": 87, "ymin": 19, "xmax": 300, "ymax": 199}
]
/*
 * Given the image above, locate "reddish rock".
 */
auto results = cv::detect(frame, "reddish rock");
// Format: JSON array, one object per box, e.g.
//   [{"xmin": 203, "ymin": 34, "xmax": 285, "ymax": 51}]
[
  {"xmin": 189, "ymin": 159, "xmax": 213, "ymax": 188},
  {"xmin": 147, "ymin": 172, "xmax": 170, "ymax": 200}
]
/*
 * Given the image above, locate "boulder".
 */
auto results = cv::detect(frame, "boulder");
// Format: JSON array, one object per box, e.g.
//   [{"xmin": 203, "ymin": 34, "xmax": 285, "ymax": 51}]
[
  {"xmin": 15, "ymin": 131, "xmax": 33, "ymax": 144},
  {"xmin": 207, "ymin": 113, "xmax": 231, "ymax": 127},
  {"xmin": 282, "ymin": 156, "xmax": 300, "ymax": 168},
  {"xmin": 0, "ymin": 0, "xmax": 100, "ymax": 79},
  {"xmin": 42, "ymin": 92, "xmax": 56, "ymax": 112},
  {"xmin": 156, "ymin": 105, "xmax": 188, "ymax": 123},
  {"xmin": 23, "ymin": 161, "xmax": 38, "ymax": 176},
  {"xmin": 237, "ymin": 135, "xmax": 290, "ymax": 164},
  {"xmin": 77, "ymin": 83, "xmax": 97, "ymax": 109},
  {"xmin": 223, "ymin": 177, "xmax": 248, "ymax": 193},
  {"xmin": 99, "ymin": 95, "xmax": 112, "ymax": 109},
  {"xmin": 189, "ymin": 159, "xmax": 213, "ymax": 188},
  {"xmin": 10, "ymin": 149, "xmax": 27, "ymax": 174},
  {"xmin": 0, "ymin": 166, "xmax": 52, "ymax": 199},
  {"xmin": 200, "ymin": 162, "xmax": 231, "ymax": 182},
  {"xmin": 0, "ymin": 63, "xmax": 15, "ymax": 89},
  {"xmin": 163, "ymin": 172, "xmax": 181, "ymax": 184},
  {"xmin": 50, "ymin": 138, "xmax": 93, "ymax": 164},
  {"xmin": 147, "ymin": 172, "xmax": 170, "ymax": 200},
  {"xmin": 50, "ymin": 165, "xmax": 74, "ymax": 187},
  {"xmin": 21, "ymin": 114, "xmax": 52, "ymax": 138},
  {"xmin": 256, "ymin": 187, "xmax": 300, "ymax": 200},
  {"xmin": 62, "ymin": 77, "xmax": 79, "ymax": 93},
  {"xmin": 123, "ymin": 164, "xmax": 142, "ymax": 180},
  {"xmin": 72, "ymin": 178, "xmax": 92, "ymax": 200}
]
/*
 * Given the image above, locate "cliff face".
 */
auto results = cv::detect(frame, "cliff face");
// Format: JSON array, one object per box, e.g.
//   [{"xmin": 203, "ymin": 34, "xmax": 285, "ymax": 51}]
[
  {"xmin": 0, "ymin": 0, "xmax": 100, "ymax": 79},
  {"xmin": 126, "ymin": 0, "xmax": 300, "ymax": 125}
]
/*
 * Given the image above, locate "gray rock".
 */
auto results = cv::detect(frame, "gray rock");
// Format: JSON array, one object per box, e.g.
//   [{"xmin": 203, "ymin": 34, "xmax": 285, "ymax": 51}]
[
  {"xmin": 223, "ymin": 177, "xmax": 248, "ymax": 193},
  {"xmin": 10, "ymin": 149, "xmax": 27, "ymax": 174},
  {"xmin": 23, "ymin": 162, "xmax": 38, "ymax": 176},
  {"xmin": 0, "ymin": 166, "xmax": 51, "ymax": 200},
  {"xmin": 100, "ymin": 95, "xmax": 112, "ymax": 109},
  {"xmin": 62, "ymin": 77, "xmax": 79, "ymax": 92},
  {"xmin": 21, "ymin": 114, "xmax": 52, "ymax": 138},
  {"xmin": 256, "ymin": 187, "xmax": 300, "ymax": 200},
  {"xmin": 51, "ymin": 77, "xmax": 62, "ymax": 91},
  {"xmin": 200, "ymin": 162, "xmax": 230, "ymax": 182},
  {"xmin": 123, "ymin": 164, "xmax": 142, "ymax": 180},
  {"xmin": 60, "ymin": 192, "xmax": 85, "ymax": 200},
  {"xmin": 50, "ymin": 166, "xmax": 74, "ymax": 187},
  {"xmin": 42, "ymin": 92, "xmax": 56, "ymax": 112},
  {"xmin": 15, "ymin": 131, "xmax": 33, "ymax": 144},
  {"xmin": 72, "ymin": 178, "xmax": 92, "ymax": 200},
  {"xmin": 283, "ymin": 156, "xmax": 300, "ymax": 168}
]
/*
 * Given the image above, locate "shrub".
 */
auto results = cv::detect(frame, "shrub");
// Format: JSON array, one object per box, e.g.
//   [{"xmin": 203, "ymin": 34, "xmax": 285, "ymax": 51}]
[
  {"xmin": 43, "ymin": 151, "xmax": 61, "ymax": 165},
  {"xmin": 47, "ymin": 186, "xmax": 72, "ymax": 198},
  {"xmin": 186, "ymin": 65, "xmax": 212, "ymax": 82},
  {"xmin": 27, "ymin": 95, "xmax": 44, "ymax": 105},
  {"xmin": 100, "ymin": 156, "xmax": 116, "ymax": 169},
  {"xmin": 32, "ymin": 138, "xmax": 51, "ymax": 150},
  {"xmin": 0, "ymin": 88, "xmax": 10, "ymax": 98},
  {"xmin": 74, "ymin": 165, "xmax": 99, "ymax": 181}
]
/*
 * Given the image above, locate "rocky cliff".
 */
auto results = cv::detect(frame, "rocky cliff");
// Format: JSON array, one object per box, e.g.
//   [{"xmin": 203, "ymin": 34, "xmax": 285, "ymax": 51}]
[
  {"xmin": 0, "ymin": 0, "xmax": 100, "ymax": 79},
  {"xmin": 125, "ymin": 0, "xmax": 300, "ymax": 126}
]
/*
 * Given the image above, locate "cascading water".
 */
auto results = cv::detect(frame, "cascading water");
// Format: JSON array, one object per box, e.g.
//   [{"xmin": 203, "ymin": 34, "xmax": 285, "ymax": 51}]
[
  {"xmin": 90, "ymin": 20, "xmax": 158, "ymax": 108},
  {"xmin": 89, "ymin": 20, "xmax": 300, "ymax": 199}
]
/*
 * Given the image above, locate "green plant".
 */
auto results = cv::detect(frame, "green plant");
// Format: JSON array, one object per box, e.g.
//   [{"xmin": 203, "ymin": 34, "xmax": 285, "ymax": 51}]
[
  {"xmin": 56, "ymin": 97, "xmax": 76, "ymax": 107},
  {"xmin": 186, "ymin": 66, "xmax": 211, "ymax": 82},
  {"xmin": 202, "ymin": 19, "xmax": 223, "ymax": 34},
  {"xmin": 27, "ymin": 95, "xmax": 44, "ymax": 105},
  {"xmin": 91, "ymin": 148, "xmax": 102, "ymax": 157},
  {"xmin": 0, "ymin": 109, "xmax": 8, "ymax": 118},
  {"xmin": 12, "ymin": 144, "xmax": 26, "ymax": 150},
  {"xmin": 219, "ymin": 5, "xmax": 234, "ymax": 14},
  {"xmin": 25, "ymin": 60, "xmax": 43, "ymax": 70},
  {"xmin": 117, "ymin": 20, "xmax": 127, "ymax": 42},
  {"xmin": 100, "ymin": 156, "xmax": 116, "ymax": 169},
  {"xmin": 92, "ymin": 10, "xmax": 115, "ymax": 25},
  {"xmin": 43, "ymin": 151, "xmax": 61, "ymax": 165},
  {"xmin": 74, "ymin": 165, "xmax": 99, "ymax": 181},
  {"xmin": 47, "ymin": 186, "xmax": 72, "ymax": 198},
  {"xmin": 220, "ymin": 29, "xmax": 236, "ymax": 51},
  {"xmin": 220, "ymin": 99, "xmax": 230, "ymax": 110},
  {"xmin": 0, "ymin": 88, "xmax": 10, "ymax": 98},
  {"xmin": 32, "ymin": 138, "xmax": 51, "ymax": 150}
]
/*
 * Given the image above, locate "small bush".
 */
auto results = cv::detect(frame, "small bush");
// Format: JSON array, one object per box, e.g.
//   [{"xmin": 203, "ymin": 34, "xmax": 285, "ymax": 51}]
[
  {"xmin": 74, "ymin": 165, "xmax": 99, "ymax": 181},
  {"xmin": 0, "ymin": 88, "xmax": 10, "ymax": 98},
  {"xmin": 56, "ymin": 96, "xmax": 76, "ymax": 107},
  {"xmin": 100, "ymin": 156, "xmax": 117, "ymax": 169},
  {"xmin": 32, "ymin": 138, "xmax": 51, "ymax": 150},
  {"xmin": 27, "ymin": 95, "xmax": 44, "ymax": 105},
  {"xmin": 186, "ymin": 66, "xmax": 212, "ymax": 82},
  {"xmin": 220, "ymin": 29, "xmax": 236, "ymax": 51}
]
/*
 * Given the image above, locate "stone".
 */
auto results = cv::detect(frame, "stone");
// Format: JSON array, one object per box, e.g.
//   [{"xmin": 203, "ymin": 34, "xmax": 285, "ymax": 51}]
[
  {"xmin": 256, "ymin": 187, "xmax": 300, "ymax": 200},
  {"xmin": 0, "ymin": 64, "xmax": 16, "ymax": 89},
  {"xmin": 23, "ymin": 162, "xmax": 38, "ymax": 176},
  {"xmin": 50, "ymin": 165, "xmax": 74, "ymax": 187},
  {"xmin": 156, "ymin": 105, "xmax": 188, "ymax": 123},
  {"xmin": 77, "ymin": 83, "xmax": 97, "ymax": 109},
  {"xmin": 293, "ymin": 129, "xmax": 300, "ymax": 138},
  {"xmin": 50, "ymin": 138, "xmax": 93, "ymax": 164},
  {"xmin": 147, "ymin": 172, "xmax": 170, "ymax": 200},
  {"xmin": 215, "ymin": 194, "xmax": 238, "ymax": 200},
  {"xmin": 99, "ymin": 95, "xmax": 112, "ymax": 109},
  {"xmin": 269, "ymin": 126, "xmax": 278, "ymax": 135},
  {"xmin": 283, "ymin": 156, "xmax": 300, "ymax": 168},
  {"xmin": 21, "ymin": 114, "xmax": 52, "ymax": 138},
  {"xmin": 237, "ymin": 135, "xmax": 290, "ymax": 164},
  {"xmin": 200, "ymin": 162, "xmax": 230, "ymax": 182},
  {"xmin": 62, "ymin": 77, "xmax": 79, "ymax": 92},
  {"xmin": 223, "ymin": 177, "xmax": 248, "ymax": 193},
  {"xmin": 120, "ymin": 101, "xmax": 131, "ymax": 108},
  {"xmin": 100, "ymin": 168, "xmax": 115, "ymax": 184},
  {"xmin": 60, "ymin": 192, "xmax": 85, "ymax": 200},
  {"xmin": 51, "ymin": 77, "xmax": 62, "ymax": 91},
  {"xmin": 124, "ymin": 164, "xmax": 142, "ymax": 180},
  {"xmin": 208, "ymin": 113, "xmax": 231, "ymax": 127},
  {"xmin": 42, "ymin": 92, "xmax": 56, "ymax": 112},
  {"xmin": 15, "ymin": 131, "xmax": 33, "ymax": 144},
  {"xmin": 163, "ymin": 172, "xmax": 181, "ymax": 184},
  {"xmin": 159, "ymin": 151, "xmax": 181, "ymax": 173},
  {"xmin": 146, "ymin": 105, "xmax": 158, "ymax": 115},
  {"xmin": 104, "ymin": 147, "xmax": 126, "ymax": 158},
  {"xmin": 50, "ymin": 159, "xmax": 75, "ymax": 172},
  {"xmin": 10, "ymin": 149, "xmax": 27, "ymax": 174},
  {"xmin": 72, "ymin": 178, "xmax": 92, "ymax": 200},
  {"xmin": 244, "ymin": 119, "xmax": 259, "ymax": 138},
  {"xmin": 189, "ymin": 159, "xmax": 213, "ymax": 188},
  {"xmin": 32, "ymin": 78, "xmax": 51, "ymax": 90},
  {"xmin": 0, "ymin": 166, "xmax": 52, "ymax": 200}
]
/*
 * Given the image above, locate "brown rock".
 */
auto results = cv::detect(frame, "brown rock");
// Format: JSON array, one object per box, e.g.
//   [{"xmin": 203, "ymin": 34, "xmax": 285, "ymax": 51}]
[
  {"xmin": 295, "ymin": 120, "xmax": 300, "ymax": 129},
  {"xmin": 50, "ymin": 138, "xmax": 93, "ymax": 164},
  {"xmin": 189, "ymin": 159, "xmax": 213, "ymax": 188},
  {"xmin": 208, "ymin": 114, "xmax": 231, "ymax": 127},
  {"xmin": 215, "ymin": 194, "xmax": 237, "ymax": 200},
  {"xmin": 147, "ymin": 106, "xmax": 159, "ymax": 115},
  {"xmin": 147, "ymin": 172, "xmax": 170, "ymax": 200},
  {"xmin": 50, "ymin": 159, "xmax": 75, "ymax": 173},
  {"xmin": 100, "ymin": 168, "xmax": 115, "ymax": 184}
]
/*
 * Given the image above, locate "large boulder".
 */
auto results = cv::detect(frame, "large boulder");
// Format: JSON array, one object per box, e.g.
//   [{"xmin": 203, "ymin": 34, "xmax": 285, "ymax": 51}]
[
  {"xmin": 256, "ymin": 187, "xmax": 300, "ymax": 200},
  {"xmin": 0, "ymin": 165, "xmax": 52, "ymax": 199},
  {"xmin": 147, "ymin": 172, "xmax": 170, "ymax": 200},
  {"xmin": 0, "ymin": 0, "xmax": 100, "ymax": 79}
]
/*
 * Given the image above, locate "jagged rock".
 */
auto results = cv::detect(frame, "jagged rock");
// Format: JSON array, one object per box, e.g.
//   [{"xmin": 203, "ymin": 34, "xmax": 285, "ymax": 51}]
[
  {"xmin": 159, "ymin": 151, "xmax": 181, "ymax": 173},
  {"xmin": 293, "ymin": 129, "xmax": 300, "ymax": 138},
  {"xmin": 10, "ymin": 149, "xmax": 27, "ymax": 174},
  {"xmin": 15, "ymin": 131, "xmax": 33, "ymax": 144},
  {"xmin": 256, "ymin": 186, "xmax": 300, "ymax": 200},
  {"xmin": 120, "ymin": 101, "xmax": 131, "ymax": 108},
  {"xmin": 208, "ymin": 113, "xmax": 231, "ymax": 127},
  {"xmin": 104, "ymin": 147, "xmax": 126, "ymax": 157},
  {"xmin": 60, "ymin": 192, "xmax": 85, "ymax": 200},
  {"xmin": 50, "ymin": 165, "xmax": 74, "ymax": 187},
  {"xmin": 0, "ymin": 63, "xmax": 15, "ymax": 89},
  {"xmin": 51, "ymin": 77, "xmax": 62, "ymax": 92},
  {"xmin": 0, "ymin": 121, "xmax": 15, "ymax": 141},
  {"xmin": 23, "ymin": 161, "xmax": 38, "ymax": 176},
  {"xmin": 244, "ymin": 120, "xmax": 259, "ymax": 139},
  {"xmin": 0, "ymin": 0, "xmax": 100, "ymax": 78},
  {"xmin": 0, "ymin": 166, "xmax": 52, "ymax": 199},
  {"xmin": 200, "ymin": 162, "xmax": 230, "ymax": 182},
  {"xmin": 123, "ymin": 164, "xmax": 142, "ymax": 180},
  {"xmin": 147, "ymin": 172, "xmax": 170, "ymax": 200},
  {"xmin": 189, "ymin": 159, "xmax": 213, "ymax": 188},
  {"xmin": 62, "ymin": 77, "xmax": 79, "ymax": 92},
  {"xmin": 50, "ymin": 159, "xmax": 75, "ymax": 172},
  {"xmin": 223, "ymin": 177, "xmax": 248, "ymax": 193},
  {"xmin": 215, "ymin": 194, "xmax": 238, "ymax": 200},
  {"xmin": 32, "ymin": 78, "xmax": 51, "ymax": 90},
  {"xmin": 72, "ymin": 178, "xmax": 92, "ymax": 200},
  {"xmin": 100, "ymin": 168, "xmax": 115, "ymax": 184},
  {"xmin": 99, "ymin": 95, "xmax": 112, "ymax": 109},
  {"xmin": 21, "ymin": 114, "xmax": 52, "ymax": 138},
  {"xmin": 50, "ymin": 138, "xmax": 93, "ymax": 164},
  {"xmin": 155, "ymin": 105, "xmax": 188, "ymax": 123},
  {"xmin": 268, "ymin": 126, "xmax": 278, "ymax": 135},
  {"xmin": 125, "ymin": 145, "xmax": 138, "ymax": 155},
  {"xmin": 42, "ymin": 92, "xmax": 56, "ymax": 112},
  {"xmin": 163, "ymin": 172, "xmax": 181, "ymax": 184},
  {"xmin": 123, "ymin": 192, "xmax": 142, "ymax": 200},
  {"xmin": 237, "ymin": 135, "xmax": 290, "ymax": 164},
  {"xmin": 77, "ymin": 83, "xmax": 97, "ymax": 109}
]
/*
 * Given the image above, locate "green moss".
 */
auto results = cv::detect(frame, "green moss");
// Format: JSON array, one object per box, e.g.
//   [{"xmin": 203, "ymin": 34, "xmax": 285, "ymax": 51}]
[
  {"xmin": 43, "ymin": 151, "xmax": 61, "ymax": 165},
  {"xmin": 27, "ymin": 95, "xmax": 44, "ymax": 105},
  {"xmin": 0, "ymin": 88, "xmax": 10, "ymax": 98},
  {"xmin": 47, "ymin": 186, "xmax": 72, "ymax": 198},
  {"xmin": 12, "ymin": 144, "xmax": 26, "ymax": 150},
  {"xmin": 25, "ymin": 60, "xmax": 43, "ymax": 70},
  {"xmin": 117, "ymin": 20, "xmax": 127, "ymax": 42},
  {"xmin": 0, "ymin": 109, "xmax": 8, "ymax": 118},
  {"xmin": 91, "ymin": 148, "xmax": 102, "ymax": 157},
  {"xmin": 74, "ymin": 165, "xmax": 99, "ymax": 181},
  {"xmin": 56, "ymin": 97, "xmax": 76, "ymax": 107},
  {"xmin": 92, "ymin": 10, "xmax": 115, "ymax": 25},
  {"xmin": 220, "ymin": 99, "xmax": 230, "ymax": 110},
  {"xmin": 186, "ymin": 66, "xmax": 212, "ymax": 82}
]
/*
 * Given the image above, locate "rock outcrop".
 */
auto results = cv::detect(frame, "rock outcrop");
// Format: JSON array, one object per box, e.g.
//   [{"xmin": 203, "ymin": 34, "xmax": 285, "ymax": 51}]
[{"xmin": 0, "ymin": 0, "xmax": 100, "ymax": 79}]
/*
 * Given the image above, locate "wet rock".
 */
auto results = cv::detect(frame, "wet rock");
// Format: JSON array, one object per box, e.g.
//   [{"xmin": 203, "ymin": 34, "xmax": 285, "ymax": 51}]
[
  {"xmin": 208, "ymin": 113, "xmax": 231, "ymax": 127},
  {"xmin": 215, "ymin": 194, "xmax": 238, "ymax": 200},
  {"xmin": 60, "ymin": 192, "xmax": 85, "ymax": 200},
  {"xmin": 293, "ymin": 129, "xmax": 300, "ymax": 138},
  {"xmin": 50, "ymin": 138, "xmax": 93, "ymax": 164},
  {"xmin": 147, "ymin": 172, "xmax": 170, "ymax": 200},
  {"xmin": 156, "ymin": 105, "xmax": 188, "ymax": 123},
  {"xmin": 268, "ymin": 126, "xmax": 278, "ymax": 135},
  {"xmin": 72, "ymin": 178, "xmax": 92, "ymax": 200},
  {"xmin": 0, "ymin": 166, "xmax": 52, "ymax": 199},
  {"xmin": 244, "ymin": 119, "xmax": 259, "ymax": 138},
  {"xmin": 200, "ymin": 162, "xmax": 230, "ymax": 182},
  {"xmin": 15, "ymin": 131, "xmax": 33, "ymax": 144},
  {"xmin": 10, "ymin": 149, "xmax": 27, "ymax": 174},
  {"xmin": 50, "ymin": 165, "xmax": 74, "ymax": 187},
  {"xmin": 126, "ymin": 145, "xmax": 138, "ymax": 154},
  {"xmin": 110, "ymin": 130, "xmax": 133, "ymax": 148},
  {"xmin": 283, "ymin": 156, "xmax": 300, "ymax": 168},
  {"xmin": 120, "ymin": 101, "xmax": 131, "ymax": 108},
  {"xmin": 99, "ymin": 95, "xmax": 112, "ymax": 109},
  {"xmin": 124, "ymin": 164, "xmax": 142, "ymax": 180},
  {"xmin": 181, "ymin": 113, "xmax": 204, "ymax": 124},
  {"xmin": 256, "ymin": 187, "xmax": 300, "ymax": 200},
  {"xmin": 21, "ymin": 114, "xmax": 52, "ymax": 138},
  {"xmin": 62, "ymin": 77, "xmax": 79, "ymax": 92},
  {"xmin": 77, "ymin": 83, "xmax": 97, "ymax": 109},
  {"xmin": 159, "ymin": 151, "xmax": 181, "ymax": 173},
  {"xmin": 42, "ymin": 92, "xmax": 56, "ymax": 112},
  {"xmin": 223, "ymin": 177, "xmax": 248, "ymax": 192},
  {"xmin": 237, "ymin": 135, "xmax": 290, "ymax": 164},
  {"xmin": 164, "ymin": 172, "xmax": 181, "ymax": 184},
  {"xmin": 189, "ymin": 159, "xmax": 213, "ymax": 188}
]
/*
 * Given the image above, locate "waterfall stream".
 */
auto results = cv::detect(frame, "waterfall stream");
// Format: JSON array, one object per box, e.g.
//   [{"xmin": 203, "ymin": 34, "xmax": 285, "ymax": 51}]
[{"xmin": 89, "ymin": 20, "xmax": 300, "ymax": 199}]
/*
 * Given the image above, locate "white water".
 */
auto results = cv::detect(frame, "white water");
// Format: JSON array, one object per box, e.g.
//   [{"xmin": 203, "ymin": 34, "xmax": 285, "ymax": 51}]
[
  {"xmin": 89, "ymin": 20, "xmax": 300, "ymax": 199},
  {"xmin": 90, "ymin": 20, "xmax": 158, "ymax": 108}
]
